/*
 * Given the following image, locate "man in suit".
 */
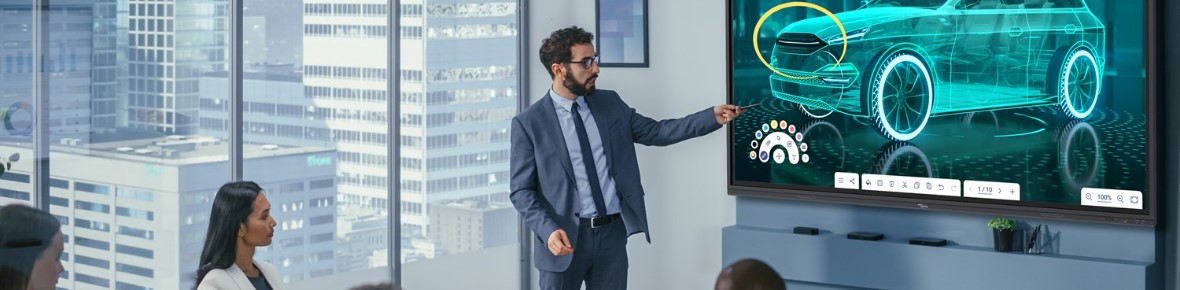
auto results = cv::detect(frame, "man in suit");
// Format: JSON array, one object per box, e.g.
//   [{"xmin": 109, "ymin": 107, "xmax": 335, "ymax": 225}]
[{"xmin": 510, "ymin": 26, "xmax": 745, "ymax": 290}]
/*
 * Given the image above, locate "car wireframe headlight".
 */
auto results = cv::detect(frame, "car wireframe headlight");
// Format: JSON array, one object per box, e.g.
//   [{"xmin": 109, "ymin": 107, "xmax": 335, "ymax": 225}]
[{"xmin": 826, "ymin": 27, "xmax": 870, "ymax": 45}]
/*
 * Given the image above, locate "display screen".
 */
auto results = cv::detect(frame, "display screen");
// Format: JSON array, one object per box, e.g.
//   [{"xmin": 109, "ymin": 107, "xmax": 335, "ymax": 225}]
[{"xmin": 728, "ymin": 0, "xmax": 1157, "ymax": 225}]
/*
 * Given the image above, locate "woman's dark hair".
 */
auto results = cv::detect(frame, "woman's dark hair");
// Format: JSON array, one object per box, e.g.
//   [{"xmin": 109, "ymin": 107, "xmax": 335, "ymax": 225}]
[
  {"xmin": 715, "ymin": 258, "xmax": 786, "ymax": 290},
  {"xmin": 539, "ymin": 26, "xmax": 594, "ymax": 78},
  {"xmin": 349, "ymin": 282, "xmax": 403, "ymax": 290},
  {"xmin": 195, "ymin": 181, "xmax": 263, "ymax": 287},
  {"xmin": 0, "ymin": 204, "xmax": 62, "ymax": 290}
]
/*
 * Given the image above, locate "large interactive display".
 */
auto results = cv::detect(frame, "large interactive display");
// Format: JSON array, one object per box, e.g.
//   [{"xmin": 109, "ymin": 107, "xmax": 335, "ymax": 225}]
[{"xmin": 728, "ymin": 0, "xmax": 1158, "ymax": 225}]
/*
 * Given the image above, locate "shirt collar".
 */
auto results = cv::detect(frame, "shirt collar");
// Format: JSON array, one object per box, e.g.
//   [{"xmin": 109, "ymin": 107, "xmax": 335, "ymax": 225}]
[{"xmin": 549, "ymin": 87, "xmax": 586, "ymax": 113}]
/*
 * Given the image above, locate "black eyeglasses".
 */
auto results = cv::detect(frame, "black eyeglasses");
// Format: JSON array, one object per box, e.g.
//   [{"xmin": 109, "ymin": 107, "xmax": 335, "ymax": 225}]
[{"xmin": 565, "ymin": 55, "xmax": 600, "ymax": 69}]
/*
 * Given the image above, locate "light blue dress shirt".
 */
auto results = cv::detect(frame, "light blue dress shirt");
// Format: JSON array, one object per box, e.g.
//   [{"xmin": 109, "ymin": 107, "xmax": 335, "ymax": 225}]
[{"xmin": 549, "ymin": 89, "xmax": 621, "ymax": 217}]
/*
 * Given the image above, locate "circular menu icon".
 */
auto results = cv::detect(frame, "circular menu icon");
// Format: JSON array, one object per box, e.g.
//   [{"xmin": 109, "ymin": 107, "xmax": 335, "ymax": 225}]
[{"xmin": 772, "ymin": 149, "xmax": 786, "ymax": 164}]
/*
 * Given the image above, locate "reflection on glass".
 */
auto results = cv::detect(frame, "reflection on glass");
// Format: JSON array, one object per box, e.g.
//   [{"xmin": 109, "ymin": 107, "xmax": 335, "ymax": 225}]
[
  {"xmin": 0, "ymin": 0, "xmax": 36, "ymax": 209},
  {"xmin": 400, "ymin": 1, "xmax": 520, "ymax": 290},
  {"xmin": 30, "ymin": 0, "xmax": 236, "ymax": 289},
  {"xmin": 2, "ymin": 0, "xmax": 524, "ymax": 289},
  {"xmin": 1057, "ymin": 121, "xmax": 1099, "ymax": 195},
  {"xmin": 238, "ymin": 0, "xmax": 383, "ymax": 289},
  {"xmin": 800, "ymin": 120, "xmax": 845, "ymax": 169},
  {"xmin": 871, "ymin": 142, "xmax": 932, "ymax": 178}
]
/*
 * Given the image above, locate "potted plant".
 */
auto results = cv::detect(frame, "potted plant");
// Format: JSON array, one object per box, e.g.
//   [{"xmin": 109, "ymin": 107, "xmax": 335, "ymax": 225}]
[{"xmin": 988, "ymin": 217, "xmax": 1016, "ymax": 252}]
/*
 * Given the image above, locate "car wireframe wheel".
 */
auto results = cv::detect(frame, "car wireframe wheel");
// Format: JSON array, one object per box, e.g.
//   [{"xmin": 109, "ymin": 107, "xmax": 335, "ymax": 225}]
[
  {"xmin": 1057, "ymin": 48, "xmax": 1100, "ymax": 119},
  {"xmin": 871, "ymin": 141, "xmax": 933, "ymax": 178},
  {"xmin": 797, "ymin": 103, "xmax": 834, "ymax": 118},
  {"xmin": 868, "ymin": 51, "xmax": 933, "ymax": 141}
]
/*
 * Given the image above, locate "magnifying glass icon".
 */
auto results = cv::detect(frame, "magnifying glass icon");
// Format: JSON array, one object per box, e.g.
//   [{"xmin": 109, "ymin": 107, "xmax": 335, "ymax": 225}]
[{"xmin": 1085, "ymin": 193, "xmax": 1091, "ymax": 201}]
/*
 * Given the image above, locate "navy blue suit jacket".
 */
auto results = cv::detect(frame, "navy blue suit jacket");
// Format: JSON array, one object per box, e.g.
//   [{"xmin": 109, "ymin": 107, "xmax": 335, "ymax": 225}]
[{"xmin": 509, "ymin": 89, "xmax": 722, "ymax": 272}]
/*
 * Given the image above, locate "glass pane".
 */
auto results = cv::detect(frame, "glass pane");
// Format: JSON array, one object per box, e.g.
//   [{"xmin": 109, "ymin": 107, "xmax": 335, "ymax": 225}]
[
  {"xmin": 239, "ymin": 0, "xmax": 392, "ymax": 289},
  {"xmin": 400, "ymin": 1, "xmax": 521, "ymax": 290},
  {"xmin": 0, "ymin": 1, "xmax": 35, "ymax": 208},
  {"xmin": 41, "ymin": 0, "xmax": 230, "ymax": 290}
]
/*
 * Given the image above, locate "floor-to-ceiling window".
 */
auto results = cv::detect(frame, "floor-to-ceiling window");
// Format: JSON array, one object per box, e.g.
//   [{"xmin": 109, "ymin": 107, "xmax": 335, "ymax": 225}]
[
  {"xmin": 1, "ymin": 0, "xmax": 525, "ymax": 289},
  {"xmin": 398, "ymin": 2, "xmax": 522, "ymax": 290}
]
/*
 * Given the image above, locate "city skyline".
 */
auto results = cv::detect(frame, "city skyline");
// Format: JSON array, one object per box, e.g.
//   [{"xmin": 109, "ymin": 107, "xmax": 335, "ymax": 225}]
[{"xmin": 0, "ymin": 1, "xmax": 523, "ymax": 289}]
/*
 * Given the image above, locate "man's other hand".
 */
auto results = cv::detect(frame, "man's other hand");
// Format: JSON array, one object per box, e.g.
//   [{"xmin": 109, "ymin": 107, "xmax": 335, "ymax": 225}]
[
  {"xmin": 547, "ymin": 229, "xmax": 574, "ymax": 256},
  {"xmin": 714, "ymin": 104, "xmax": 746, "ymax": 124}
]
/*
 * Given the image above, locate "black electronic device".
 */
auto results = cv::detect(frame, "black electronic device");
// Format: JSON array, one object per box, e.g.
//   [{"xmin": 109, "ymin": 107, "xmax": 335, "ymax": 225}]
[
  {"xmin": 909, "ymin": 237, "xmax": 948, "ymax": 247},
  {"xmin": 847, "ymin": 231, "xmax": 884, "ymax": 241},
  {"xmin": 727, "ymin": 0, "xmax": 1159, "ymax": 226},
  {"xmin": 793, "ymin": 226, "xmax": 818, "ymax": 235}
]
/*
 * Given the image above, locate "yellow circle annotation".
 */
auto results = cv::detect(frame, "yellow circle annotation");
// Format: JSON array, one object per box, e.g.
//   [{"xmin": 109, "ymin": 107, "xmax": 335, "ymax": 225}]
[{"xmin": 753, "ymin": 2, "xmax": 848, "ymax": 80}]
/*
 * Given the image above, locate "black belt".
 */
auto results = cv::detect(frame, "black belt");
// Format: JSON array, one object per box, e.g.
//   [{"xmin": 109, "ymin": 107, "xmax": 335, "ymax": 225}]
[{"xmin": 580, "ymin": 213, "xmax": 620, "ymax": 229}]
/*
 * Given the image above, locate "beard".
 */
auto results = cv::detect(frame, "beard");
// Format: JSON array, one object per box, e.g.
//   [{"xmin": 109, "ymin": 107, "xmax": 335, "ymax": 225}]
[{"xmin": 563, "ymin": 69, "xmax": 597, "ymax": 96}]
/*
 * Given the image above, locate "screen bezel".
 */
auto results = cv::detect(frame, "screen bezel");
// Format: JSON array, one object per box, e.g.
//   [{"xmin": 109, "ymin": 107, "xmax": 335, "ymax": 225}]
[{"xmin": 725, "ymin": 0, "xmax": 1160, "ymax": 226}]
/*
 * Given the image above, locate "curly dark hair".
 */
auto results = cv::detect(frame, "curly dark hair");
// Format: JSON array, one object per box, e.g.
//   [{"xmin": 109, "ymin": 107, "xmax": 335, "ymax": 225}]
[{"xmin": 539, "ymin": 26, "xmax": 594, "ymax": 78}]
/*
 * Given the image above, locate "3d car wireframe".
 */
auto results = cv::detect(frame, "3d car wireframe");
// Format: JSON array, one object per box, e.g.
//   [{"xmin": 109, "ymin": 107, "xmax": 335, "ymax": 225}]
[{"xmin": 768, "ymin": 0, "xmax": 1105, "ymax": 141}]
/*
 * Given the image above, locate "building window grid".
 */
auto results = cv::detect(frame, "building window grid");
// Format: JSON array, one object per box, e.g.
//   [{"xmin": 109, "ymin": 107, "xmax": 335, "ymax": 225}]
[
  {"xmin": 425, "ymin": 107, "xmax": 514, "ymax": 128},
  {"xmin": 426, "ymin": 23, "xmax": 517, "ymax": 40},
  {"xmin": 305, "ymin": 65, "xmax": 388, "ymax": 81},
  {"xmin": 14, "ymin": 0, "xmax": 526, "ymax": 286},
  {"xmin": 427, "ymin": 3, "xmax": 516, "ymax": 18},
  {"xmin": 303, "ymin": 24, "xmax": 387, "ymax": 38},
  {"xmin": 304, "ymin": 3, "xmax": 388, "ymax": 17},
  {"xmin": 304, "ymin": 86, "xmax": 387, "ymax": 103}
]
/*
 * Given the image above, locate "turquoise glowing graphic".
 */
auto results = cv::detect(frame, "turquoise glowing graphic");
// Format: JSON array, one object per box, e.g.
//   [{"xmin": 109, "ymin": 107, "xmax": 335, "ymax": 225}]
[{"xmin": 764, "ymin": 0, "xmax": 1106, "ymax": 141}]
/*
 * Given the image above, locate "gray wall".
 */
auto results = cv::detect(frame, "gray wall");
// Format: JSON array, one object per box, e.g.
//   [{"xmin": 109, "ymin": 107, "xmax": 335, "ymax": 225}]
[{"xmin": 528, "ymin": 1, "xmax": 734, "ymax": 289}]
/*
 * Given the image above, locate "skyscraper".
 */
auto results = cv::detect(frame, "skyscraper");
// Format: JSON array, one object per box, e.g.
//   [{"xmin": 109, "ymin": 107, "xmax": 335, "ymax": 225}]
[
  {"xmin": 91, "ymin": 0, "xmax": 124, "ymax": 131},
  {"xmin": 125, "ymin": 0, "xmax": 227, "ymax": 134},
  {"xmin": 0, "ymin": 0, "xmax": 94, "ymax": 143},
  {"xmin": 196, "ymin": 0, "xmax": 521, "ymax": 274},
  {"xmin": 408, "ymin": 0, "xmax": 518, "ymax": 249},
  {"xmin": 304, "ymin": 0, "xmax": 519, "ymax": 262}
]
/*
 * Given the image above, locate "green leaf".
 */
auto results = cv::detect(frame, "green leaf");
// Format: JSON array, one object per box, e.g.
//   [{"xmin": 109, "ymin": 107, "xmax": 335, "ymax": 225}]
[{"xmin": 987, "ymin": 218, "xmax": 1016, "ymax": 230}]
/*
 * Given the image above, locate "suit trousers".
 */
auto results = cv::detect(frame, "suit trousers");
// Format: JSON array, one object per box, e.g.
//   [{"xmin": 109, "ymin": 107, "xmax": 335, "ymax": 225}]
[{"xmin": 538, "ymin": 219, "xmax": 629, "ymax": 290}]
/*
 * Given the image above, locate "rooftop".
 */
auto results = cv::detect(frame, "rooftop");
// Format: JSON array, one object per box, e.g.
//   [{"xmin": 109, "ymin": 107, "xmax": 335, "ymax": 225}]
[{"xmin": 26, "ymin": 128, "xmax": 331, "ymax": 165}]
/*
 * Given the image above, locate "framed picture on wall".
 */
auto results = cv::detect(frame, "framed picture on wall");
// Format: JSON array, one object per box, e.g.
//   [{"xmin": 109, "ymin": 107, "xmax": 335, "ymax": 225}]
[{"xmin": 596, "ymin": 0, "xmax": 649, "ymax": 67}]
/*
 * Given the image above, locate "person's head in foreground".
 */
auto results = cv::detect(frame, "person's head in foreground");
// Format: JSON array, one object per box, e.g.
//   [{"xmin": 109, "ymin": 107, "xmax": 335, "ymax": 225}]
[
  {"xmin": 0, "ymin": 204, "xmax": 65, "ymax": 290},
  {"xmin": 349, "ymin": 282, "xmax": 403, "ymax": 290},
  {"xmin": 715, "ymin": 258, "xmax": 786, "ymax": 290}
]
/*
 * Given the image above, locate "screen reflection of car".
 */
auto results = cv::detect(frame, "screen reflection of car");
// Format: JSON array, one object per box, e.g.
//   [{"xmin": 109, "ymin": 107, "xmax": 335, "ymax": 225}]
[{"xmin": 768, "ymin": 0, "xmax": 1105, "ymax": 141}]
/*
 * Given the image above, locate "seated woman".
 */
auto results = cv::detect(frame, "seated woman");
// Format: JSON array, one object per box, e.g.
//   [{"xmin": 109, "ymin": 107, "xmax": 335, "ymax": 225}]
[
  {"xmin": 0, "ymin": 204, "xmax": 65, "ymax": 290},
  {"xmin": 195, "ymin": 181, "xmax": 285, "ymax": 290}
]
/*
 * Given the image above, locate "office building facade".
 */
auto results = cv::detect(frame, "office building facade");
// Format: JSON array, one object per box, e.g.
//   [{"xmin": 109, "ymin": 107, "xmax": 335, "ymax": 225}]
[{"xmin": 0, "ymin": 133, "xmax": 337, "ymax": 290}]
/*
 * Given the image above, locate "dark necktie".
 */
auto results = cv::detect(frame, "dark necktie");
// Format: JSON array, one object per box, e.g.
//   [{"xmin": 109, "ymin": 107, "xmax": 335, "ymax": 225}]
[{"xmin": 570, "ymin": 102, "xmax": 609, "ymax": 217}]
